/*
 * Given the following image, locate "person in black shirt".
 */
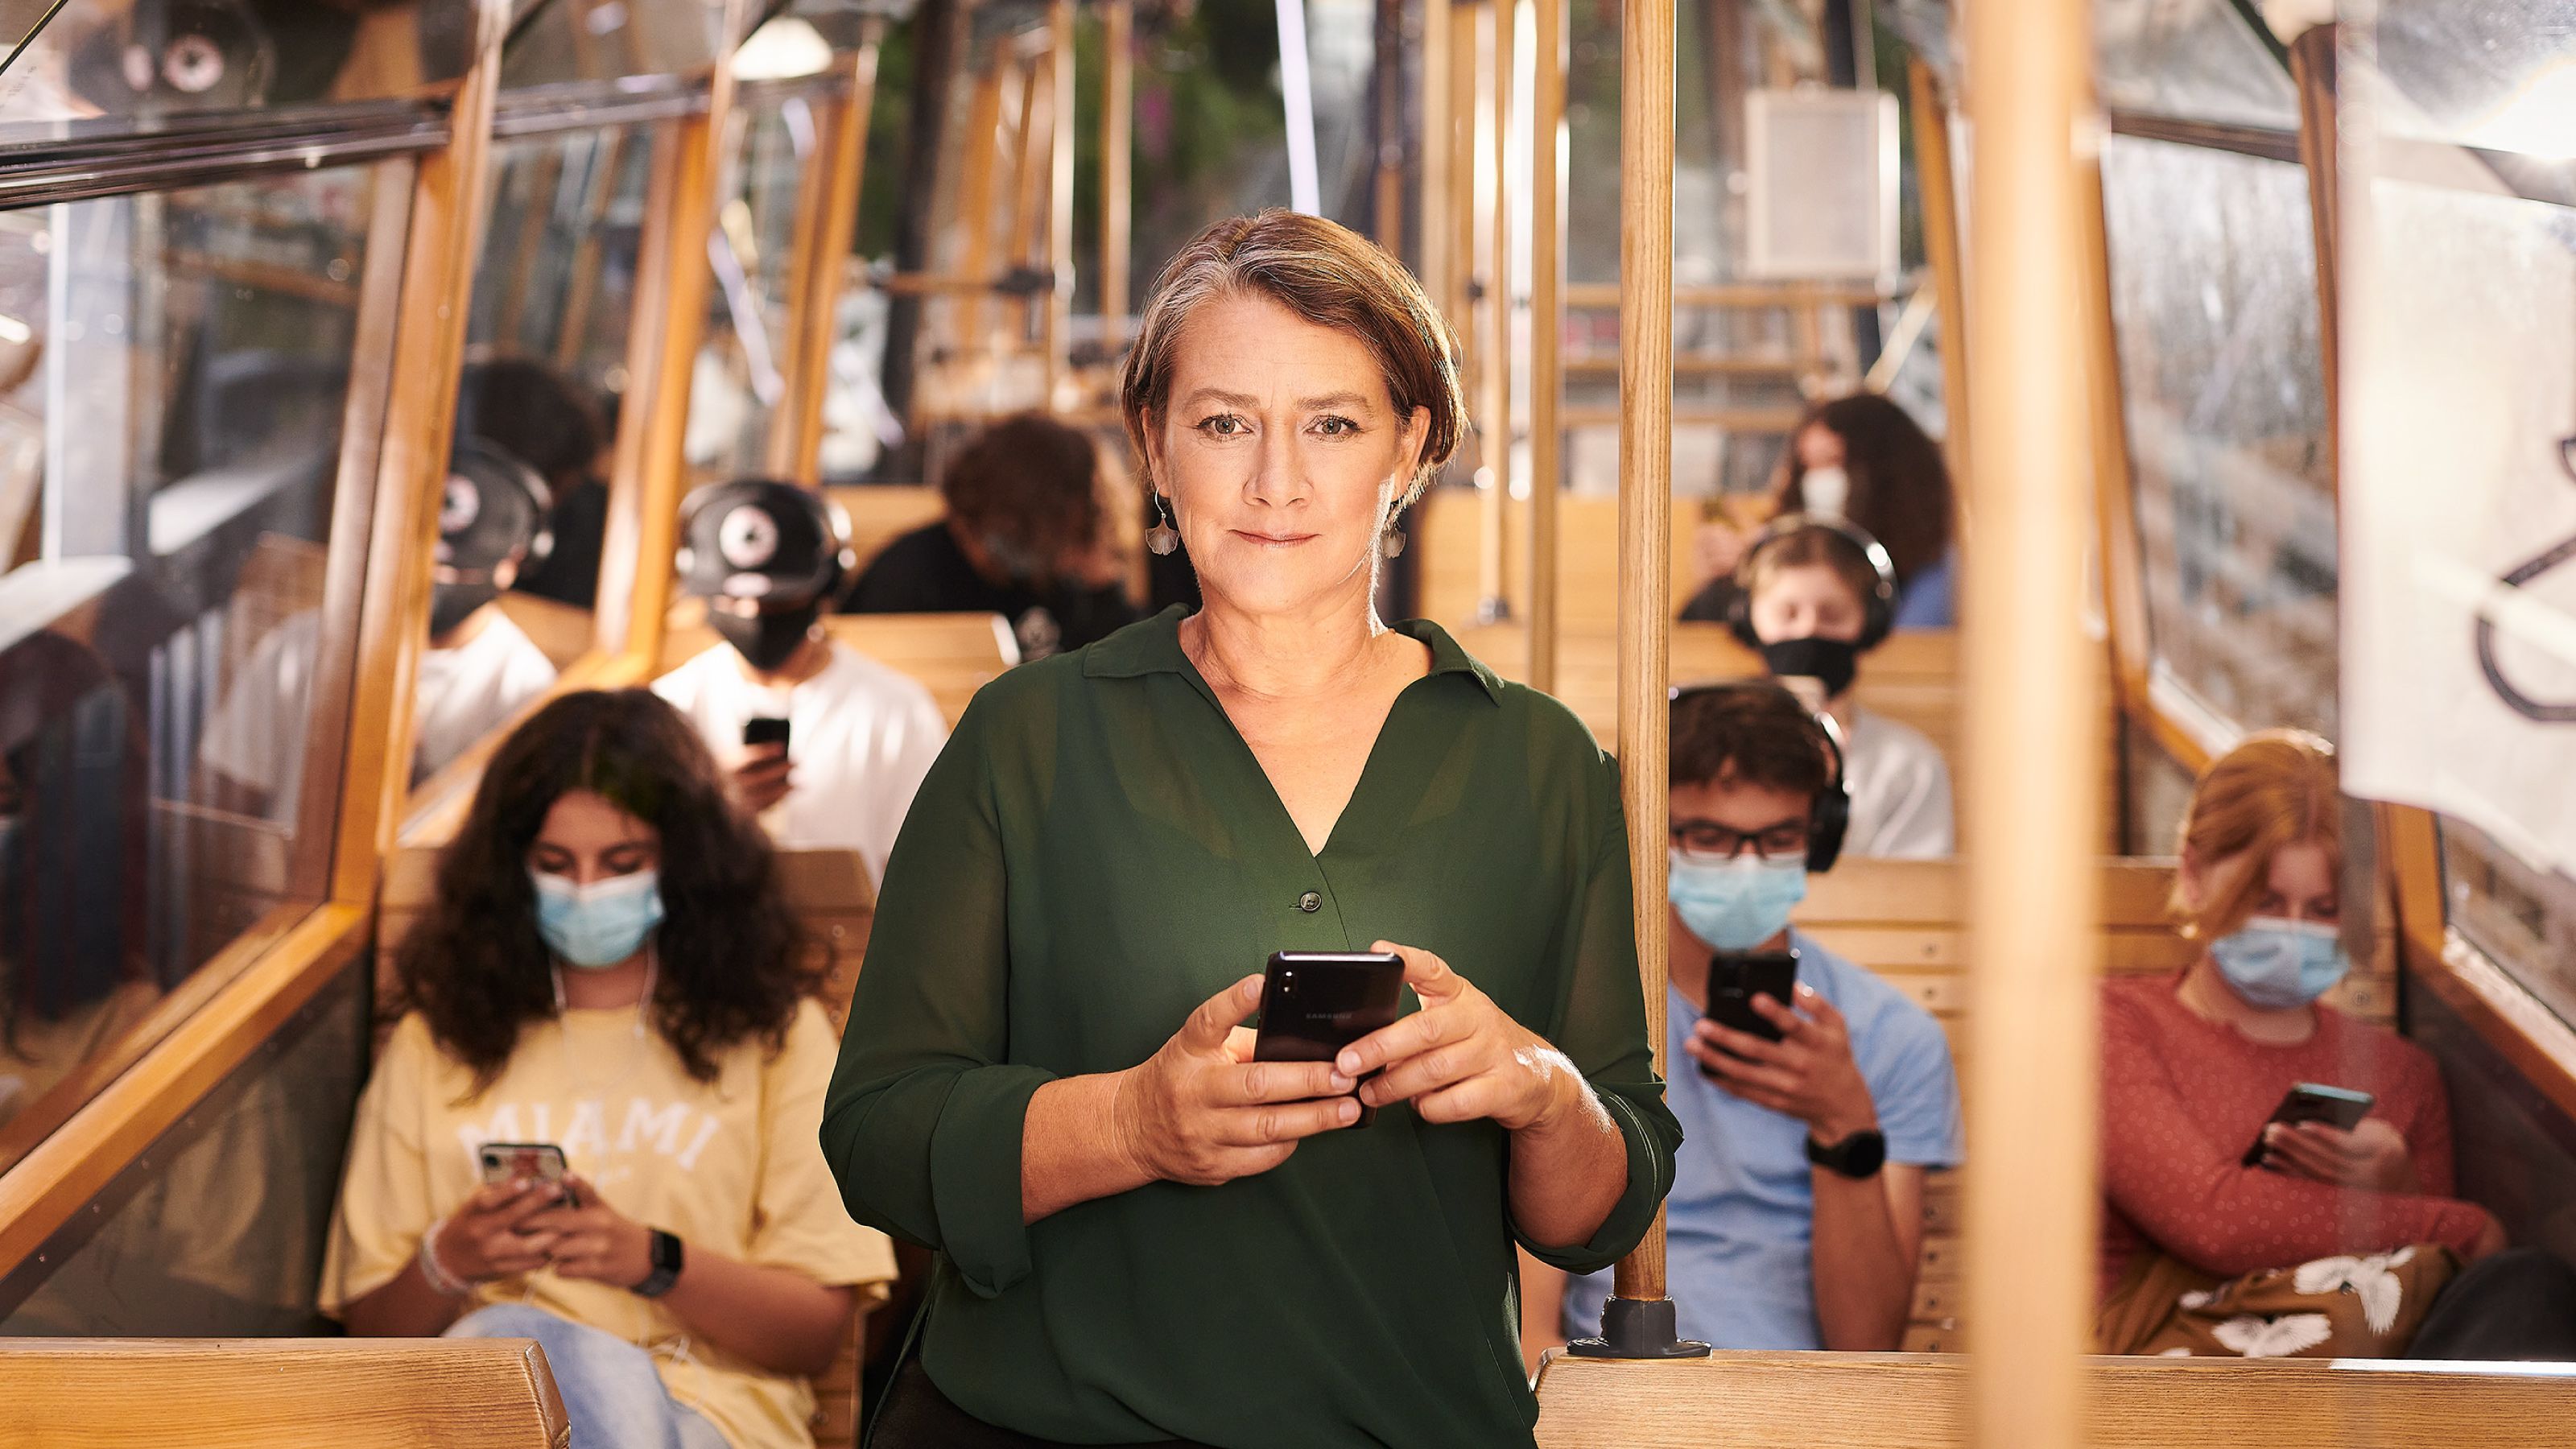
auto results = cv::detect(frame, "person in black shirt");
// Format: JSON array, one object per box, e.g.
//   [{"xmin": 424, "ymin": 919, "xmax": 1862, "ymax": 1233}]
[{"xmin": 842, "ymin": 413, "xmax": 1140, "ymax": 660}]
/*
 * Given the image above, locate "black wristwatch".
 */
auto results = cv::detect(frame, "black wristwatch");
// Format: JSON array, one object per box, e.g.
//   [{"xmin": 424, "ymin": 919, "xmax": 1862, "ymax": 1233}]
[
  {"xmin": 1806, "ymin": 1128, "xmax": 1888, "ymax": 1180},
  {"xmin": 633, "ymin": 1228, "xmax": 684, "ymax": 1298}
]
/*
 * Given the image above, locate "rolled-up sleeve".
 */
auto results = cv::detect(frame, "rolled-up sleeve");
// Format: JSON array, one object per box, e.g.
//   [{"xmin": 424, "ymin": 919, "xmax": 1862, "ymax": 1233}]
[
  {"xmin": 1513, "ymin": 754, "xmax": 1682, "ymax": 1274},
  {"xmin": 822, "ymin": 697, "xmax": 1051, "ymax": 1298}
]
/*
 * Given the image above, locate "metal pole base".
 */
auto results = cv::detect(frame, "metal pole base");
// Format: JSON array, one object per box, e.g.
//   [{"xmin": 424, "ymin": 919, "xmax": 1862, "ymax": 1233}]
[{"xmin": 1563, "ymin": 1296, "xmax": 1711, "ymax": 1360}]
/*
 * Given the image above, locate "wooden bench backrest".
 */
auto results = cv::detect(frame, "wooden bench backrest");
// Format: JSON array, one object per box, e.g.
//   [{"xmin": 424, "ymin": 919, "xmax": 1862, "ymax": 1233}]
[
  {"xmin": 1788, "ymin": 857, "xmax": 2396, "ymax": 1351},
  {"xmin": 657, "ymin": 603, "xmax": 1018, "ymax": 728},
  {"xmin": 1532, "ymin": 1351, "xmax": 2576, "ymax": 1448},
  {"xmin": 0, "ymin": 1337, "xmax": 569, "ymax": 1447},
  {"xmin": 1415, "ymin": 488, "xmax": 1703, "ymax": 628}
]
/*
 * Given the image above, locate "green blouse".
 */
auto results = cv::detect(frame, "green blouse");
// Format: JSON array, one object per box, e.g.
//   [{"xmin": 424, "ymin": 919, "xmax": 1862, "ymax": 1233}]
[{"xmin": 823, "ymin": 606, "xmax": 1678, "ymax": 1448}]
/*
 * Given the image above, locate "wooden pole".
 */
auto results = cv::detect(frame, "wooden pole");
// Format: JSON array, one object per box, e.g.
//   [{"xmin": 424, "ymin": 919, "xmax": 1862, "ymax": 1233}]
[
  {"xmin": 1960, "ymin": 3, "xmax": 2101, "ymax": 1448},
  {"xmin": 1044, "ymin": 0, "xmax": 1076, "ymax": 407},
  {"xmin": 783, "ymin": 24, "xmax": 886, "ymax": 483},
  {"xmin": 1525, "ymin": 0, "xmax": 1563, "ymax": 691},
  {"xmin": 1475, "ymin": 0, "xmax": 1512, "ymax": 621},
  {"xmin": 1610, "ymin": 0, "xmax": 1676, "ymax": 1309},
  {"xmin": 1447, "ymin": 2, "xmax": 1476, "ymax": 357},
  {"xmin": 1100, "ymin": 0, "xmax": 1135, "ymax": 345}
]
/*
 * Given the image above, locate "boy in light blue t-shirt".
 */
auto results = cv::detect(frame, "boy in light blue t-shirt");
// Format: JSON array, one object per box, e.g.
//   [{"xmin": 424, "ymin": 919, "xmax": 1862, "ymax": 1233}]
[{"xmin": 1530, "ymin": 680, "xmax": 1963, "ymax": 1357}]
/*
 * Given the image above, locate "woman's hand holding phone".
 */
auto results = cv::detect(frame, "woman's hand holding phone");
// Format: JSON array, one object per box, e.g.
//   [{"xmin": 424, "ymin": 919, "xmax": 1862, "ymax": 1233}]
[
  {"xmin": 2261, "ymin": 1116, "xmax": 2419, "ymax": 1193},
  {"xmin": 434, "ymin": 1180, "xmax": 565, "ymax": 1283},
  {"xmin": 523, "ymin": 1174, "xmax": 655, "ymax": 1288},
  {"xmin": 1113, "ymin": 974, "xmax": 1361, "ymax": 1187},
  {"xmin": 1337, "ymin": 942, "xmax": 1584, "ymax": 1132}
]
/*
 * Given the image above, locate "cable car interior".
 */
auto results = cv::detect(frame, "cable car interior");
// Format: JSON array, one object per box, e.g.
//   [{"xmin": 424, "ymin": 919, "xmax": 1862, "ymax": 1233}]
[{"xmin": 2, "ymin": 0, "xmax": 2575, "ymax": 1443}]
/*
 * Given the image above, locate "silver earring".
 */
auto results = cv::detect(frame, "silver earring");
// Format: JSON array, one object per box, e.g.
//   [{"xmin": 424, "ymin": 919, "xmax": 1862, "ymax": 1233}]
[
  {"xmin": 1146, "ymin": 495, "xmax": 1179, "ymax": 556},
  {"xmin": 1378, "ymin": 522, "xmax": 1407, "ymax": 559}
]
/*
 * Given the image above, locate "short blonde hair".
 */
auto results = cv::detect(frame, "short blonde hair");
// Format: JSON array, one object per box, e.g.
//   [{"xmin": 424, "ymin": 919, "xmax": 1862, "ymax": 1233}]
[
  {"xmin": 2169, "ymin": 729, "xmax": 2341, "ymax": 942},
  {"xmin": 1119, "ymin": 210, "xmax": 1466, "ymax": 507}
]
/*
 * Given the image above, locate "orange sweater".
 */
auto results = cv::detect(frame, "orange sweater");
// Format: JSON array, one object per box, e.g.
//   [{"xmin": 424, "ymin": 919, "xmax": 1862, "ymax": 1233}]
[{"xmin": 2097, "ymin": 972, "xmax": 2493, "ymax": 1298}]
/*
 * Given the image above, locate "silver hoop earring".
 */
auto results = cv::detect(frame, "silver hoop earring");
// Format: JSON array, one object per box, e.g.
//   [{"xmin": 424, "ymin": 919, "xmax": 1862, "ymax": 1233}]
[
  {"xmin": 1146, "ymin": 494, "xmax": 1180, "ymax": 556},
  {"xmin": 1378, "ymin": 522, "xmax": 1407, "ymax": 559}
]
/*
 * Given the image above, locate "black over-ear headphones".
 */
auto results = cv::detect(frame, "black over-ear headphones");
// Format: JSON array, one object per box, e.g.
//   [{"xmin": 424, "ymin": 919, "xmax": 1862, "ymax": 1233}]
[
  {"xmin": 1668, "ymin": 679, "xmax": 1853, "ymax": 873},
  {"xmin": 1724, "ymin": 514, "xmax": 1900, "ymax": 654}
]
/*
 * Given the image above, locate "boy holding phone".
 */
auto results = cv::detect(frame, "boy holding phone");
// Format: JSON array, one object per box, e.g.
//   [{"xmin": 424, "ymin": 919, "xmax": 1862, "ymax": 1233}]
[{"xmin": 1531, "ymin": 682, "xmax": 1963, "ymax": 1357}]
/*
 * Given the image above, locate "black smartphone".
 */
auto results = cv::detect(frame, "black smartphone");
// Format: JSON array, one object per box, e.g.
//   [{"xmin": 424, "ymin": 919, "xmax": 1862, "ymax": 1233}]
[
  {"xmin": 2244, "ymin": 1082, "xmax": 2376, "ymax": 1168},
  {"xmin": 1702, "ymin": 949, "xmax": 1800, "ymax": 1067},
  {"xmin": 742, "ymin": 716, "xmax": 791, "ymax": 753},
  {"xmin": 1253, "ymin": 950, "xmax": 1406, "ymax": 1125},
  {"xmin": 477, "ymin": 1141, "xmax": 579, "ymax": 1207}
]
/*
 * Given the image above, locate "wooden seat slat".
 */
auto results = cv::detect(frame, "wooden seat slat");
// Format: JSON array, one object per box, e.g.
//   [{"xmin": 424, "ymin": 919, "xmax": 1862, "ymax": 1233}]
[
  {"xmin": 1533, "ymin": 1350, "xmax": 2576, "ymax": 1448},
  {"xmin": 0, "ymin": 1337, "xmax": 569, "ymax": 1447}
]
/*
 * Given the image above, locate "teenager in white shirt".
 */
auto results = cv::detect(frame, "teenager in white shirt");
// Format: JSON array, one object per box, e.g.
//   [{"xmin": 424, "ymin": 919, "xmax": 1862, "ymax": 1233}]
[
  {"xmin": 653, "ymin": 480, "xmax": 946, "ymax": 886},
  {"xmin": 1722, "ymin": 517, "xmax": 1954, "ymax": 858}
]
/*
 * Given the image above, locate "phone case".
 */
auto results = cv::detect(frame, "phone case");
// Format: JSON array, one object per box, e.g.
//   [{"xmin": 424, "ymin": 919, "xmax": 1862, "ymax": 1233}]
[{"xmin": 1703, "ymin": 951, "xmax": 1800, "ymax": 1047}]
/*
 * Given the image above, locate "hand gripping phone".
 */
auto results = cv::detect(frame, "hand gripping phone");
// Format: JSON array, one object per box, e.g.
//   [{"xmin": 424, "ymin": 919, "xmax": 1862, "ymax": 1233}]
[
  {"xmin": 2243, "ymin": 1083, "xmax": 2376, "ymax": 1169},
  {"xmin": 477, "ymin": 1141, "xmax": 579, "ymax": 1207}
]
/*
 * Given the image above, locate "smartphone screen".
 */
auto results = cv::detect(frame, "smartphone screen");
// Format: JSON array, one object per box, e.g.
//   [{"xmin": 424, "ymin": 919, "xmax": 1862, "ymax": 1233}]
[
  {"xmin": 742, "ymin": 716, "xmax": 791, "ymax": 752},
  {"xmin": 1253, "ymin": 951, "xmax": 1405, "ymax": 1125},
  {"xmin": 2242, "ymin": 1083, "xmax": 2376, "ymax": 1168},
  {"xmin": 1703, "ymin": 949, "xmax": 1800, "ymax": 1051}
]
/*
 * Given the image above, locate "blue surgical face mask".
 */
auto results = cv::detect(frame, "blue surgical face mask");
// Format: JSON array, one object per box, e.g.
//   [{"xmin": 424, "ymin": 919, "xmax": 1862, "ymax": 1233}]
[
  {"xmin": 531, "ymin": 869, "xmax": 665, "ymax": 970},
  {"xmin": 1668, "ymin": 852, "xmax": 1809, "ymax": 952},
  {"xmin": 2210, "ymin": 916, "xmax": 2348, "ymax": 1010}
]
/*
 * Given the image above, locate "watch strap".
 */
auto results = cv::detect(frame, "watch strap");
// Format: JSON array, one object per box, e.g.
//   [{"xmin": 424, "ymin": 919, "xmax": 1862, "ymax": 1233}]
[
  {"xmin": 633, "ymin": 1228, "xmax": 683, "ymax": 1298},
  {"xmin": 1805, "ymin": 1127, "xmax": 1888, "ymax": 1179}
]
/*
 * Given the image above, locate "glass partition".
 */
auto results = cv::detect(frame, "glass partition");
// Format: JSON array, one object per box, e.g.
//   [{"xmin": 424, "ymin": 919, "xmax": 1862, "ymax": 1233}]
[
  {"xmin": 500, "ymin": 0, "xmax": 725, "ymax": 89},
  {"xmin": 686, "ymin": 82, "xmax": 829, "ymax": 485},
  {"xmin": 0, "ymin": 0, "xmax": 470, "ymax": 142},
  {"xmin": 2101, "ymin": 131, "xmax": 2335, "ymax": 737},
  {"xmin": 2366, "ymin": 0, "xmax": 2576, "ymax": 156},
  {"xmin": 2093, "ymin": 0, "xmax": 2299, "ymax": 131},
  {"xmin": 0, "ymin": 159, "xmax": 395, "ymax": 1174},
  {"xmin": 0, "ymin": 957, "xmax": 365, "ymax": 1334}
]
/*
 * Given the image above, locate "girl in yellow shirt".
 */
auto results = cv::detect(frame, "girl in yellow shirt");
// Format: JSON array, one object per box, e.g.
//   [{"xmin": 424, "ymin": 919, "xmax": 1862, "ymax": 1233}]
[{"xmin": 322, "ymin": 689, "xmax": 895, "ymax": 1449}]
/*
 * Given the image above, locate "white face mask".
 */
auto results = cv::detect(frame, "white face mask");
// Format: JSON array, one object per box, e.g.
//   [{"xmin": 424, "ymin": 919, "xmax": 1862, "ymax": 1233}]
[{"xmin": 1799, "ymin": 465, "xmax": 1851, "ymax": 521}]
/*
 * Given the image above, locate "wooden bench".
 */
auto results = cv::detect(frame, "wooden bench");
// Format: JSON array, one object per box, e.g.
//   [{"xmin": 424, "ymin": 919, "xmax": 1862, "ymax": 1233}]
[
  {"xmin": 376, "ymin": 847, "xmax": 876, "ymax": 1445},
  {"xmin": 824, "ymin": 483, "xmax": 947, "ymax": 576},
  {"xmin": 657, "ymin": 603, "xmax": 1019, "ymax": 728},
  {"xmin": 1788, "ymin": 857, "xmax": 2396, "ymax": 1352},
  {"xmin": 0, "ymin": 1337, "xmax": 569, "ymax": 1447},
  {"xmin": 1414, "ymin": 487, "xmax": 1703, "ymax": 629},
  {"xmin": 493, "ymin": 593, "xmax": 597, "ymax": 671},
  {"xmin": 1532, "ymin": 1351, "xmax": 2576, "ymax": 1448}
]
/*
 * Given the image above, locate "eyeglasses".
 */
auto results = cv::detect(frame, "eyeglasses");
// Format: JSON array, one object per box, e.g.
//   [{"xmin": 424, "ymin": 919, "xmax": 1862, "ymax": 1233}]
[{"xmin": 1670, "ymin": 819, "xmax": 1809, "ymax": 864}]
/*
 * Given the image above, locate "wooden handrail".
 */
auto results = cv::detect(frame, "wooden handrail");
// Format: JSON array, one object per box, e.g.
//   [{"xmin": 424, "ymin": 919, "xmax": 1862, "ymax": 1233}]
[
  {"xmin": 0, "ymin": 1337, "xmax": 571, "ymax": 1447},
  {"xmin": 1525, "ymin": 0, "xmax": 1563, "ymax": 694}
]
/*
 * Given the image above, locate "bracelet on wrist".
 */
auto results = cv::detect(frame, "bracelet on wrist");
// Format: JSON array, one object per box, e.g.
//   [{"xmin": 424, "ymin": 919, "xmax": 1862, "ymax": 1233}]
[{"xmin": 418, "ymin": 1216, "xmax": 471, "ymax": 1298}]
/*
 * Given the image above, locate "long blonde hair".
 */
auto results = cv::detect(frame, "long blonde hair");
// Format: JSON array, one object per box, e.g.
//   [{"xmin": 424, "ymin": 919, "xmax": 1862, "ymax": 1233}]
[{"xmin": 2169, "ymin": 729, "xmax": 2340, "ymax": 943}]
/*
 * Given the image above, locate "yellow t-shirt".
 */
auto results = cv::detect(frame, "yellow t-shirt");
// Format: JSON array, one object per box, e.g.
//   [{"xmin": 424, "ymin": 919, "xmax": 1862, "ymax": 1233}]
[{"xmin": 320, "ymin": 999, "xmax": 897, "ymax": 1449}]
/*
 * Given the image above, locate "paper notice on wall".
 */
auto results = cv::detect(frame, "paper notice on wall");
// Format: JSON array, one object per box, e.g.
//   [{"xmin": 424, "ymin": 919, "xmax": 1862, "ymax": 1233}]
[{"xmin": 2339, "ymin": 159, "xmax": 2576, "ymax": 877}]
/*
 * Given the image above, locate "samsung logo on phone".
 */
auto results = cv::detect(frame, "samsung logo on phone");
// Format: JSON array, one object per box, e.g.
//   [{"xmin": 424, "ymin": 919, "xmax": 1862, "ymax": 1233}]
[{"xmin": 1302, "ymin": 1009, "xmax": 1362, "ymax": 1024}]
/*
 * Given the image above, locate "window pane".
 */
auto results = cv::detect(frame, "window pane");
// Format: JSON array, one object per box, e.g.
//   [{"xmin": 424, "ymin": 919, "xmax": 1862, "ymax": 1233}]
[
  {"xmin": 0, "ymin": 1, "xmax": 469, "ymax": 141},
  {"xmin": 0, "ymin": 162, "xmax": 387, "ymax": 1173},
  {"xmin": 687, "ymin": 89, "xmax": 823, "ymax": 484},
  {"xmin": 2368, "ymin": 0, "xmax": 2576, "ymax": 157},
  {"xmin": 2102, "ymin": 133, "xmax": 2335, "ymax": 737},
  {"xmin": 0, "ymin": 958, "xmax": 365, "ymax": 1333},
  {"xmin": 500, "ymin": 0, "xmax": 725, "ymax": 89},
  {"xmin": 2443, "ymin": 818, "xmax": 2576, "ymax": 1034},
  {"xmin": 2094, "ymin": 0, "xmax": 2300, "ymax": 132}
]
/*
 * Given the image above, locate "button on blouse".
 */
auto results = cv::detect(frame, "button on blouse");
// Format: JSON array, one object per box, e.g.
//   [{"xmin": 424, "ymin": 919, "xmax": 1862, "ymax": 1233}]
[{"xmin": 822, "ymin": 606, "xmax": 1679, "ymax": 1449}]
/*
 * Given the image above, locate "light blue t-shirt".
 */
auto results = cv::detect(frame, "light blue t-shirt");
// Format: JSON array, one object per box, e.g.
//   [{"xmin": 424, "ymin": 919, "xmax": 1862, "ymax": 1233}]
[{"xmin": 1562, "ymin": 930, "xmax": 1963, "ymax": 1350}]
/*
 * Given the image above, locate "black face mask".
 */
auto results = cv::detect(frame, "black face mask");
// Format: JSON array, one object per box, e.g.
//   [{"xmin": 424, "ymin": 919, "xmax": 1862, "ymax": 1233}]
[
  {"xmin": 1760, "ymin": 636, "xmax": 1860, "ymax": 700},
  {"xmin": 429, "ymin": 582, "xmax": 496, "ymax": 642},
  {"xmin": 712, "ymin": 602, "xmax": 821, "ymax": 674}
]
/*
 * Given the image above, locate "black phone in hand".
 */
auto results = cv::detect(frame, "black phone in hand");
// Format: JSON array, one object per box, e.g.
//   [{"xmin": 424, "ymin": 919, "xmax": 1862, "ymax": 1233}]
[
  {"xmin": 1253, "ymin": 950, "xmax": 1404, "ymax": 1125},
  {"xmin": 2243, "ymin": 1082, "xmax": 2376, "ymax": 1168},
  {"xmin": 1700, "ymin": 950, "xmax": 1799, "ymax": 1076}
]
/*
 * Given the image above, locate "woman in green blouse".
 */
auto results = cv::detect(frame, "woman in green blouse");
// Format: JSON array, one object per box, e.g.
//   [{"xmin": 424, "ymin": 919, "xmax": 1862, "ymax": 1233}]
[{"xmin": 824, "ymin": 209, "xmax": 1679, "ymax": 1448}]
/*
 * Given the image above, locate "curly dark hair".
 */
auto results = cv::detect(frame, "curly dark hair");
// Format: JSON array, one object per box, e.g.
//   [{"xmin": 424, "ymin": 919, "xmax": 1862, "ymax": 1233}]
[
  {"xmin": 940, "ymin": 413, "xmax": 1104, "ymax": 569},
  {"xmin": 1777, "ymin": 393, "xmax": 1955, "ymax": 589},
  {"xmin": 394, "ymin": 689, "xmax": 810, "ymax": 1088}
]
